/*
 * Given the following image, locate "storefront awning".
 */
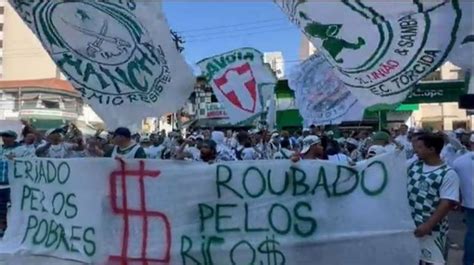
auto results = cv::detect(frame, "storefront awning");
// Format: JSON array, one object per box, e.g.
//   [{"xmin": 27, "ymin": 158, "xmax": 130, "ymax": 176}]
[
  {"xmin": 277, "ymin": 110, "xmax": 303, "ymax": 129},
  {"xmin": 28, "ymin": 118, "xmax": 67, "ymax": 131}
]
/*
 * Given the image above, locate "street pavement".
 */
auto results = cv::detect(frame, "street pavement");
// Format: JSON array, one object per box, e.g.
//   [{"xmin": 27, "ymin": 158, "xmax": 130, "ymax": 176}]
[{"xmin": 448, "ymin": 211, "xmax": 467, "ymax": 265}]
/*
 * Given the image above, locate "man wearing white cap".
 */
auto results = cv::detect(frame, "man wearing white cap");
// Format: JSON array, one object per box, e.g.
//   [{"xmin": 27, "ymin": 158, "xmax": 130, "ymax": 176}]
[
  {"xmin": 366, "ymin": 145, "xmax": 386, "ymax": 159},
  {"xmin": 291, "ymin": 135, "xmax": 325, "ymax": 162},
  {"xmin": 453, "ymin": 134, "xmax": 474, "ymax": 265}
]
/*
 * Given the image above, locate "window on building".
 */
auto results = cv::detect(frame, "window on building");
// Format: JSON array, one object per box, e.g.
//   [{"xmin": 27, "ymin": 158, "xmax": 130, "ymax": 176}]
[
  {"xmin": 450, "ymin": 69, "xmax": 465, "ymax": 80},
  {"xmin": 423, "ymin": 70, "xmax": 441, "ymax": 81},
  {"xmin": 40, "ymin": 99, "xmax": 60, "ymax": 109},
  {"xmin": 211, "ymin": 94, "xmax": 218, "ymax": 103},
  {"xmin": 452, "ymin": 121, "xmax": 467, "ymax": 131},
  {"xmin": 0, "ymin": 40, "xmax": 4, "ymax": 49},
  {"xmin": 0, "ymin": 7, "xmax": 4, "ymax": 14},
  {"xmin": 0, "ymin": 24, "xmax": 4, "ymax": 31}
]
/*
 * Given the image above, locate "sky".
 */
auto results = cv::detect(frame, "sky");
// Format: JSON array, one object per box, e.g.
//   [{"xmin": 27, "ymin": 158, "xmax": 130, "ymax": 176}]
[{"xmin": 163, "ymin": 1, "xmax": 302, "ymax": 75}]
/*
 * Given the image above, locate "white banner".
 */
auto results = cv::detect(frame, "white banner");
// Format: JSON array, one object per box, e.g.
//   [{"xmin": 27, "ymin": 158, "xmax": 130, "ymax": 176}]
[
  {"xmin": 0, "ymin": 153, "xmax": 419, "ymax": 264},
  {"xmin": 197, "ymin": 48, "xmax": 277, "ymax": 124},
  {"xmin": 447, "ymin": 1, "xmax": 474, "ymax": 73},
  {"xmin": 289, "ymin": 53, "xmax": 365, "ymax": 126},
  {"xmin": 9, "ymin": 0, "xmax": 194, "ymax": 129},
  {"xmin": 276, "ymin": 0, "xmax": 470, "ymax": 107}
]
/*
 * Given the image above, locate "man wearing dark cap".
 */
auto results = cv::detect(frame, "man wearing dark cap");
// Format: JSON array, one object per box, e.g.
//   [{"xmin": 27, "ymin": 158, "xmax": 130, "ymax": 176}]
[
  {"xmin": 0, "ymin": 131, "xmax": 22, "ymax": 159},
  {"xmin": 104, "ymin": 127, "xmax": 146, "ymax": 159},
  {"xmin": 35, "ymin": 128, "xmax": 83, "ymax": 158}
]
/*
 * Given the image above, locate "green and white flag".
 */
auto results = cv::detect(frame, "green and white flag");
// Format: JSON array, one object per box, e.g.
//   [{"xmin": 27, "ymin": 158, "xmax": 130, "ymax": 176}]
[
  {"xmin": 197, "ymin": 48, "xmax": 277, "ymax": 124},
  {"xmin": 289, "ymin": 53, "xmax": 365, "ymax": 126},
  {"xmin": 9, "ymin": 0, "xmax": 194, "ymax": 129},
  {"xmin": 276, "ymin": 0, "xmax": 471, "ymax": 107}
]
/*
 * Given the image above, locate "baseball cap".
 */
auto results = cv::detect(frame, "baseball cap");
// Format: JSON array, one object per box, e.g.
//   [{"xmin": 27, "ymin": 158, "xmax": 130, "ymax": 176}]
[
  {"xmin": 45, "ymin": 128, "xmax": 63, "ymax": 137},
  {"xmin": 301, "ymin": 135, "xmax": 321, "ymax": 154},
  {"xmin": 113, "ymin": 127, "xmax": 131, "ymax": 138},
  {"xmin": 470, "ymin": 134, "xmax": 474, "ymax": 143},
  {"xmin": 0, "ymin": 130, "xmax": 17, "ymax": 138},
  {"xmin": 372, "ymin": 131, "xmax": 390, "ymax": 142},
  {"xmin": 346, "ymin": 138, "xmax": 359, "ymax": 146},
  {"xmin": 455, "ymin": 128, "xmax": 466, "ymax": 134},
  {"xmin": 367, "ymin": 145, "xmax": 386, "ymax": 158}
]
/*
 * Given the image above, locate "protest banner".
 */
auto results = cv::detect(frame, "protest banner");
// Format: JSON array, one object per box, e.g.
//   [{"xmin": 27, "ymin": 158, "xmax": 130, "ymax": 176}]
[
  {"xmin": 9, "ymin": 0, "xmax": 194, "ymax": 129},
  {"xmin": 289, "ymin": 53, "xmax": 365, "ymax": 126},
  {"xmin": 197, "ymin": 48, "xmax": 277, "ymax": 125},
  {"xmin": 276, "ymin": 0, "xmax": 471, "ymax": 107},
  {"xmin": 0, "ymin": 152, "xmax": 419, "ymax": 264}
]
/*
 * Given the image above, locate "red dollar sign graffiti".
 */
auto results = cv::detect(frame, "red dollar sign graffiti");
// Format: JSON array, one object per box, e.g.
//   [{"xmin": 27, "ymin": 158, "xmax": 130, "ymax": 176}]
[{"xmin": 109, "ymin": 159, "xmax": 171, "ymax": 265}]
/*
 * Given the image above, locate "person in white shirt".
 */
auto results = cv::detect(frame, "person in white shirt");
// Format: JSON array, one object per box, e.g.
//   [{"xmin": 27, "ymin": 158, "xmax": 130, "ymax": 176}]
[
  {"xmin": 273, "ymin": 139, "xmax": 295, "ymax": 160},
  {"xmin": 441, "ymin": 132, "xmax": 466, "ymax": 167},
  {"xmin": 326, "ymin": 139, "xmax": 350, "ymax": 165},
  {"xmin": 36, "ymin": 128, "xmax": 84, "ymax": 158},
  {"xmin": 19, "ymin": 133, "xmax": 38, "ymax": 158},
  {"xmin": 452, "ymin": 134, "xmax": 474, "ymax": 265},
  {"xmin": 184, "ymin": 136, "xmax": 201, "ymax": 161},
  {"xmin": 146, "ymin": 134, "xmax": 165, "ymax": 159},
  {"xmin": 104, "ymin": 127, "xmax": 147, "ymax": 159},
  {"xmin": 371, "ymin": 131, "xmax": 391, "ymax": 150},
  {"xmin": 395, "ymin": 125, "xmax": 413, "ymax": 158},
  {"xmin": 366, "ymin": 145, "xmax": 387, "ymax": 159},
  {"xmin": 407, "ymin": 133, "xmax": 460, "ymax": 264},
  {"xmin": 0, "ymin": 130, "xmax": 28, "ymax": 236}
]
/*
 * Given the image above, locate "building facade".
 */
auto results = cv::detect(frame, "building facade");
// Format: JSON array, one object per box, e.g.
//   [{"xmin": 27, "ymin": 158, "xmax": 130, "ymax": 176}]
[
  {"xmin": 0, "ymin": 0, "xmax": 5, "ymax": 78},
  {"xmin": 411, "ymin": 62, "xmax": 473, "ymax": 130},
  {"xmin": 263, "ymin": 52, "xmax": 285, "ymax": 79},
  {"xmin": 299, "ymin": 36, "xmax": 317, "ymax": 61},
  {"xmin": 0, "ymin": 1, "xmax": 103, "ymax": 132}
]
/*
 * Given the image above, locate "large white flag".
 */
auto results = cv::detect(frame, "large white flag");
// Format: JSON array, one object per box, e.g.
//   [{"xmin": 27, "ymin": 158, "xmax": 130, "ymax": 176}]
[
  {"xmin": 9, "ymin": 0, "xmax": 194, "ymax": 128},
  {"xmin": 197, "ymin": 48, "xmax": 277, "ymax": 124},
  {"xmin": 290, "ymin": 53, "xmax": 365, "ymax": 126},
  {"xmin": 276, "ymin": 0, "xmax": 470, "ymax": 106}
]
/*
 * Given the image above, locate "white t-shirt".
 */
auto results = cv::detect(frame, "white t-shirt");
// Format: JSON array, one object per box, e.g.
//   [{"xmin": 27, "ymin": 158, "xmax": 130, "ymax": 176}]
[
  {"xmin": 453, "ymin": 152, "xmax": 474, "ymax": 209},
  {"xmin": 328, "ymin": 153, "xmax": 351, "ymax": 165},
  {"xmin": 18, "ymin": 144, "xmax": 37, "ymax": 158},
  {"xmin": 273, "ymin": 148, "xmax": 294, "ymax": 160},
  {"xmin": 441, "ymin": 144, "xmax": 460, "ymax": 167},
  {"xmin": 43, "ymin": 143, "xmax": 75, "ymax": 158},
  {"xmin": 146, "ymin": 145, "xmax": 164, "ymax": 159},
  {"xmin": 241, "ymin": 148, "xmax": 258, "ymax": 160},
  {"xmin": 423, "ymin": 164, "xmax": 460, "ymax": 203},
  {"xmin": 184, "ymin": 146, "xmax": 201, "ymax": 161}
]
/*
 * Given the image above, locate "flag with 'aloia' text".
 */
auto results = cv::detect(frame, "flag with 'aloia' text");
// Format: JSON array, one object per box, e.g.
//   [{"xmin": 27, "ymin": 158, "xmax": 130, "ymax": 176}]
[{"xmin": 197, "ymin": 48, "xmax": 277, "ymax": 124}]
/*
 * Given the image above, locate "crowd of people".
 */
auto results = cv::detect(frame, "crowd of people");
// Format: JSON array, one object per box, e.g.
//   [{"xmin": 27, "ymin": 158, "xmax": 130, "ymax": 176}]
[{"xmin": 0, "ymin": 120, "xmax": 473, "ymax": 264}]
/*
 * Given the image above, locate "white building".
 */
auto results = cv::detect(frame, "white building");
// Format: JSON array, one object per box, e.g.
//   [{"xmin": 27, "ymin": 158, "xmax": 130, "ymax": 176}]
[
  {"xmin": 0, "ymin": 0, "xmax": 5, "ymax": 79},
  {"xmin": 299, "ymin": 36, "xmax": 317, "ymax": 61},
  {"xmin": 263, "ymin": 52, "xmax": 285, "ymax": 79}
]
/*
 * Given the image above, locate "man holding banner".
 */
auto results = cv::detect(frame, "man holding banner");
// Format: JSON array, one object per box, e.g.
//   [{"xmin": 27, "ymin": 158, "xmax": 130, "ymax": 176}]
[{"xmin": 408, "ymin": 133, "xmax": 460, "ymax": 264}]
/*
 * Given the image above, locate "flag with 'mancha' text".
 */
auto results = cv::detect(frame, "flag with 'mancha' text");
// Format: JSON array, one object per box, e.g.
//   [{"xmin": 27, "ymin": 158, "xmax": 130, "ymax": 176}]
[{"xmin": 9, "ymin": 0, "xmax": 194, "ymax": 128}]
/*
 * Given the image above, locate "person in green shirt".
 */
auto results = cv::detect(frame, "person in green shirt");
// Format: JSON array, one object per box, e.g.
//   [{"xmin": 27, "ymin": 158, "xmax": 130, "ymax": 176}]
[{"xmin": 104, "ymin": 127, "xmax": 147, "ymax": 159}]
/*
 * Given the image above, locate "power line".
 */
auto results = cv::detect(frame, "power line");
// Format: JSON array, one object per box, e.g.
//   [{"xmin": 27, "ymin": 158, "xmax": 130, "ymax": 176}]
[
  {"xmin": 176, "ymin": 18, "xmax": 285, "ymax": 33},
  {"xmin": 186, "ymin": 26, "xmax": 295, "ymax": 43},
  {"xmin": 181, "ymin": 22, "xmax": 290, "ymax": 38}
]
